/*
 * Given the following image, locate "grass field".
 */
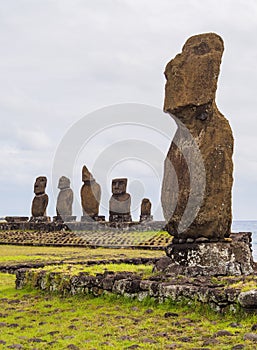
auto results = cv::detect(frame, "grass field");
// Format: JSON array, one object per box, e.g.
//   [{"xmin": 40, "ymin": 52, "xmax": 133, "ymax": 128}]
[
  {"xmin": 0, "ymin": 244, "xmax": 165, "ymax": 266},
  {"xmin": 1, "ymin": 245, "xmax": 257, "ymax": 349}
]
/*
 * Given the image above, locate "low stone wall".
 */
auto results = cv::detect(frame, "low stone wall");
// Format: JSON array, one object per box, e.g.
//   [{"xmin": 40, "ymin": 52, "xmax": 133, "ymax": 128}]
[
  {"xmin": 15, "ymin": 266, "xmax": 257, "ymax": 312},
  {"xmin": 0, "ymin": 219, "xmax": 165, "ymax": 232}
]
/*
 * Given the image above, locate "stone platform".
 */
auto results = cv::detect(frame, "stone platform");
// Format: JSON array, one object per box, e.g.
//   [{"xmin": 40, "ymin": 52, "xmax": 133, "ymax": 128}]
[
  {"xmin": 154, "ymin": 232, "xmax": 254, "ymax": 276},
  {"xmin": 15, "ymin": 263, "xmax": 257, "ymax": 312},
  {"xmin": 0, "ymin": 217, "xmax": 165, "ymax": 232}
]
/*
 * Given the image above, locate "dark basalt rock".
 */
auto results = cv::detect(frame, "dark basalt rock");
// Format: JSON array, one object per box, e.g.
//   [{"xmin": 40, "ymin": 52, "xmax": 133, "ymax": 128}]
[
  {"xmin": 238, "ymin": 290, "xmax": 257, "ymax": 309},
  {"xmin": 5, "ymin": 217, "xmax": 29, "ymax": 223},
  {"xmin": 155, "ymin": 233, "xmax": 254, "ymax": 276}
]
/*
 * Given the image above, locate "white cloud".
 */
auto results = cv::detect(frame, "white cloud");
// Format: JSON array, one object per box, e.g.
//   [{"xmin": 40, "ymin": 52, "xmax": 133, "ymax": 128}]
[
  {"xmin": 16, "ymin": 129, "xmax": 52, "ymax": 151},
  {"xmin": 0, "ymin": 0, "xmax": 257, "ymax": 219}
]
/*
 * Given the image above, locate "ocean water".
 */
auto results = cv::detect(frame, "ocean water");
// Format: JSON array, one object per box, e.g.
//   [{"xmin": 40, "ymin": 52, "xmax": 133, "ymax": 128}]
[{"xmin": 232, "ymin": 220, "xmax": 257, "ymax": 262}]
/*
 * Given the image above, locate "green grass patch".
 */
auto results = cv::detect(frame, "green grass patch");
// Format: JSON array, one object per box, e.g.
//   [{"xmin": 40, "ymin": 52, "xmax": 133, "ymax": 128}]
[
  {"xmin": 0, "ymin": 245, "xmax": 165, "ymax": 265},
  {"xmin": 0, "ymin": 272, "xmax": 257, "ymax": 349},
  {"xmin": 228, "ymin": 278, "xmax": 257, "ymax": 292},
  {"xmin": 1, "ymin": 244, "xmax": 257, "ymax": 349},
  {"xmin": 35, "ymin": 262, "xmax": 153, "ymax": 277}
]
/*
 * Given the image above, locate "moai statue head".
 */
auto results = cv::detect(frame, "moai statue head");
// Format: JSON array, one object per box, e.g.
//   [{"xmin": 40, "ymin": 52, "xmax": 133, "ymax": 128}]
[
  {"xmin": 58, "ymin": 176, "xmax": 70, "ymax": 190},
  {"xmin": 34, "ymin": 176, "xmax": 47, "ymax": 195},
  {"xmin": 82, "ymin": 165, "xmax": 94, "ymax": 183},
  {"xmin": 112, "ymin": 178, "xmax": 127, "ymax": 196},
  {"xmin": 141, "ymin": 198, "xmax": 152, "ymax": 216}
]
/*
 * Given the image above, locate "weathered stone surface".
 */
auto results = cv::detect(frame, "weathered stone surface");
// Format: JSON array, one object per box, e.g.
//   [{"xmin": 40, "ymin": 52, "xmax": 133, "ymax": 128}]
[
  {"xmin": 5, "ymin": 217, "xmax": 29, "ymax": 223},
  {"xmin": 17, "ymin": 261, "xmax": 257, "ymax": 312},
  {"xmin": 80, "ymin": 165, "xmax": 101, "ymax": 219},
  {"xmin": 161, "ymin": 33, "xmax": 233, "ymax": 240},
  {"xmin": 238, "ymin": 290, "xmax": 257, "ymax": 309},
  {"xmin": 14, "ymin": 263, "xmax": 254, "ymax": 318},
  {"xmin": 53, "ymin": 215, "xmax": 76, "ymax": 223},
  {"xmin": 243, "ymin": 333, "xmax": 257, "ymax": 341},
  {"xmin": 109, "ymin": 178, "xmax": 132, "ymax": 222},
  {"xmin": 141, "ymin": 198, "xmax": 151, "ymax": 216},
  {"xmin": 56, "ymin": 176, "xmax": 73, "ymax": 217},
  {"xmin": 29, "ymin": 216, "xmax": 51, "ymax": 223},
  {"xmin": 140, "ymin": 198, "xmax": 153, "ymax": 222},
  {"xmin": 155, "ymin": 233, "xmax": 254, "ymax": 276},
  {"xmin": 153, "ymin": 256, "xmax": 173, "ymax": 272},
  {"xmin": 0, "ymin": 220, "xmax": 166, "ymax": 233},
  {"xmin": 31, "ymin": 176, "xmax": 49, "ymax": 217}
]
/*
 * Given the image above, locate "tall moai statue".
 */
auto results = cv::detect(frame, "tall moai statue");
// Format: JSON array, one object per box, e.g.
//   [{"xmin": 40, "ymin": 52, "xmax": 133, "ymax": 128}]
[
  {"xmin": 31, "ymin": 176, "xmax": 49, "ymax": 219},
  {"xmin": 140, "ymin": 198, "xmax": 153, "ymax": 222},
  {"xmin": 80, "ymin": 165, "xmax": 101, "ymax": 220},
  {"xmin": 56, "ymin": 176, "xmax": 74, "ymax": 220},
  {"xmin": 109, "ymin": 178, "xmax": 132, "ymax": 222},
  {"xmin": 161, "ymin": 33, "xmax": 233, "ymax": 243}
]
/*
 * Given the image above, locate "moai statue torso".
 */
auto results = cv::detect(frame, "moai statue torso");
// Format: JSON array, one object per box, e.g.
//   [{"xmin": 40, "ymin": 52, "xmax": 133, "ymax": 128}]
[
  {"xmin": 31, "ymin": 176, "xmax": 48, "ymax": 217},
  {"xmin": 56, "ymin": 176, "xmax": 73, "ymax": 217},
  {"xmin": 80, "ymin": 165, "xmax": 101, "ymax": 219},
  {"xmin": 140, "ymin": 198, "xmax": 153, "ymax": 222},
  {"xmin": 109, "ymin": 178, "xmax": 132, "ymax": 222},
  {"xmin": 161, "ymin": 33, "xmax": 233, "ymax": 242}
]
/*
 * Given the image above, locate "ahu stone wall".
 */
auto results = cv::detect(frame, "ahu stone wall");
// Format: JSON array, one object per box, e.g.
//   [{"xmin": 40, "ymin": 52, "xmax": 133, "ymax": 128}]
[{"xmin": 16, "ymin": 266, "xmax": 257, "ymax": 313}]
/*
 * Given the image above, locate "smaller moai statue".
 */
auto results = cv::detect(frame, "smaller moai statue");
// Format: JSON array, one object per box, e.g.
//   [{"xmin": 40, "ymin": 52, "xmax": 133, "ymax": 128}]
[
  {"xmin": 31, "ymin": 176, "xmax": 49, "ymax": 221},
  {"xmin": 109, "ymin": 178, "xmax": 132, "ymax": 222},
  {"xmin": 140, "ymin": 198, "xmax": 153, "ymax": 222},
  {"xmin": 55, "ymin": 176, "xmax": 75, "ymax": 222},
  {"xmin": 80, "ymin": 165, "xmax": 102, "ymax": 221}
]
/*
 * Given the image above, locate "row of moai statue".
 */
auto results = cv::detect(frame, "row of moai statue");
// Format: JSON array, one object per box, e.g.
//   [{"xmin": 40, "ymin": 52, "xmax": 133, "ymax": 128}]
[{"xmin": 30, "ymin": 165, "xmax": 153, "ymax": 223}]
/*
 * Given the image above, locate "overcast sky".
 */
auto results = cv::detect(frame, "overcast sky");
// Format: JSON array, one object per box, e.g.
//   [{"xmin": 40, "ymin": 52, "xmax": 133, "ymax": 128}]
[{"xmin": 1, "ymin": 0, "xmax": 257, "ymax": 220}]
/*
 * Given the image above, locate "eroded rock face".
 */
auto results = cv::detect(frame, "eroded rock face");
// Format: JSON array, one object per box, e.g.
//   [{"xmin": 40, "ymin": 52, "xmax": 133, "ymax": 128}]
[
  {"xmin": 161, "ymin": 33, "xmax": 233, "ymax": 240},
  {"xmin": 80, "ymin": 166, "xmax": 101, "ymax": 218},
  {"xmin": 155, "ymin": 233, "xmax": 254, "ymax": 276},
  {"xmin": 31, "ymin": 176, "xmax": 48, "ymax": 217},
  {"xmin": 56, "ymin": 176, "xmax": 73, "ymax": 217},
  {"xmin": 238, "ymin": 291, "xmax": 257, "ymax": 309},
  {"xmin": 109, "ymin": 178, "xmax": 132, "ymax": 222}
]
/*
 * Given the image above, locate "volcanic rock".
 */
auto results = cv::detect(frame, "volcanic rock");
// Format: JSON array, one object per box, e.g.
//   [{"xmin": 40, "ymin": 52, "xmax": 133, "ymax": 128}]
[
  {"xmin": 31, "ymin": 176, "xmax": 48, "ymax": 217},
  {"xmin": 80, "ymin": 165, "xmax": 101, "ymax": 219},
  {"xmin": 109, "ymin": 178, "xmax": 132, "ymax": 222},
  {"xmin": 56, "ymin": 176, "xmax": 73, "ymax": 217},
  {"xmin": 161, "ymin": 32, "xmax": 233, "ymax": 240},
  {"xmin": 140, "ymin": 198, "xmax": 153, "ymax": 222}
]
